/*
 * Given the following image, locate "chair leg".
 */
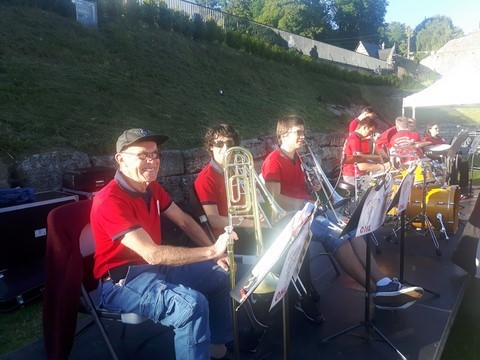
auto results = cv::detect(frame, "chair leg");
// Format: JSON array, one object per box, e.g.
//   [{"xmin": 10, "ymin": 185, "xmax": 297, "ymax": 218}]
[{"xmin": 81, "ymin": 286, "xmax": 120, "ymax": 360}]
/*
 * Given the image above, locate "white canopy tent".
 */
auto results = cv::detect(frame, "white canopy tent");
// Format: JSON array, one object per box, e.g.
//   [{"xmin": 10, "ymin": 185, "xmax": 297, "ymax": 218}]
[{"xmin": 402, "ymin": 63, "xmax": 480, "ymax": 118}]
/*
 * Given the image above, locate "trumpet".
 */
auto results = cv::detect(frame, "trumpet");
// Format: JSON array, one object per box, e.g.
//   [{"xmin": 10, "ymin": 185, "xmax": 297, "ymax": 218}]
[{"xmin": 297, "ymin": 140, "xmax": 349, "ymax": 211}]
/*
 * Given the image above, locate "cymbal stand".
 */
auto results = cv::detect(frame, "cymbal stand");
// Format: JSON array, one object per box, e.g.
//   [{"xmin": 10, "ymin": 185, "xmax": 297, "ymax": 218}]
[{"xmin": 320, "ymin": 233, "xmax": 407, "ymax": 360}]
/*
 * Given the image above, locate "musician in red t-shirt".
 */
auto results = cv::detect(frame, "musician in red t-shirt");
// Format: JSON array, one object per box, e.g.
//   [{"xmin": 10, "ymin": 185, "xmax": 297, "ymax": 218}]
[
  {"xmin": 342, "ymin": 117, "xmax": 391, "ymax": 188},
  {"xmin": 264, "ymin": 115, "xmax": 422, "ymax": 310},
  {"xmin": 389, "ymin": 116, "xmax": 425, "ymax": 163},
  {"xmin": 194, "ymin": 124, "xmax": 259, "ymax": 255},
  {"xmin": 91, "ymin": 128, "xmax": 235, "ymax": 360},
  {"xmin": 422, "ymin": 123, "xmax": 446, "ymax": 146}
]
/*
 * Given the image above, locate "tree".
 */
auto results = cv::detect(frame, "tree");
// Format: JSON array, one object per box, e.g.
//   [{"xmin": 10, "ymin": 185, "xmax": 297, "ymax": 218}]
[
  {"xmin": 252, "ymin": 0, "xmax": 332, "ymax": 39},
  {"xmin": 329, "ymin": 0, "xmax": 388, "ymax": 49},
  {"xmin": 414, "ymin": 15, "xmax": 463, "ymax": 56},
  {"xmin": 380, "ymin": 21, "xmax": 408, "ymax": 56}
]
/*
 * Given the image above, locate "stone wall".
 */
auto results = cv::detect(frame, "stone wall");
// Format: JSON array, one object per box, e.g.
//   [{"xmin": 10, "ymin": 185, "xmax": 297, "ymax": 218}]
[{"xmin": 0, "ymin": 132, "xmax": 345, "ymax": 204}]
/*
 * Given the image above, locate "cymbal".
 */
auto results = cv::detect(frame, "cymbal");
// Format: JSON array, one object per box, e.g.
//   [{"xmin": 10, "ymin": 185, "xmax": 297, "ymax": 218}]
[
  {"xmin": 430, "ymin": 144, "xmax": 451, "ymax": 152},
  {"xmin": 414, "ymin": 141, "xmax": 432, "ymax": 148},
  {"xmin": 344, "ymin": 154, "xmax": 383, "ymax": 164}
]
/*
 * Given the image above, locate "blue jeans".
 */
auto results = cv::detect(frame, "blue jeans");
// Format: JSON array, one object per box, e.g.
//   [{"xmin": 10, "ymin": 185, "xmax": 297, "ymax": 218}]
[
  {"xmin": 310, "ymin": 209, "xmax": 357, "ymax": 254},
  {"xmin": 98, "ymin": 261, "xmax": 232, "ymax": 360}
]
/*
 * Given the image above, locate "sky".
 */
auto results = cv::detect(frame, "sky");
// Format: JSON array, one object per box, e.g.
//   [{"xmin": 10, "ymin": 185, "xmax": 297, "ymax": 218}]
[{"xmin": 384, "ymin": 0, "xmax": 480, "ymax": 34}]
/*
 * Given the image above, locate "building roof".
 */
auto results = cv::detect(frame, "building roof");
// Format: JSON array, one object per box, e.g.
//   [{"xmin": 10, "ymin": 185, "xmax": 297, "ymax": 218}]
[
  {"xmin": 421, "ymin": 29, "xmax": 480, "ymax": 75},
  {"xmin": 355, "ymin": 41, "xmax": 395, "ymax": 64}
]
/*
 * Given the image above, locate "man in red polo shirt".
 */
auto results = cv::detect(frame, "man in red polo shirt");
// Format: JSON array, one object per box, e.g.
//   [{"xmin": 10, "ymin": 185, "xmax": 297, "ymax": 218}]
[{"xmin": 91, "ymin": 128, "xmax": 235, "ymax": 360}]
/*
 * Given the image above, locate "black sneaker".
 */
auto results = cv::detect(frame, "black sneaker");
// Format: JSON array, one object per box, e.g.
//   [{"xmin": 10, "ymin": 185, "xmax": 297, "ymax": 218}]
[
  {"xmin": 373, "ymin": 278, "xmax": 424, "ymax": 310},
  {"xmin": 294, "ymin": 297, "xmax": 326, "ymax": 324}
]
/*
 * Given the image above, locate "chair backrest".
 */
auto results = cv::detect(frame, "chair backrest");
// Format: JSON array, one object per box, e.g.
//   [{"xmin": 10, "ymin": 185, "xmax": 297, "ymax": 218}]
[
  {"xmin": 43, "ymin": 199, "xmax": 93, "ymax": 360},
  {"xmin": 187, "ymin": 185, "xmax": 216, "ymax": 242},
  {"xmin": 80, "ymin": 223, "xmax": 95, "ymax": 257}
]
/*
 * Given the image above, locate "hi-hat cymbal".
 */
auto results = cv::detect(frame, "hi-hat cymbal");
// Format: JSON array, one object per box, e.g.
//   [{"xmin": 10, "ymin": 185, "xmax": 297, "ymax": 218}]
[{"xmin": 344, "ymin": 154, "xmax": 382, "ymax": 164}]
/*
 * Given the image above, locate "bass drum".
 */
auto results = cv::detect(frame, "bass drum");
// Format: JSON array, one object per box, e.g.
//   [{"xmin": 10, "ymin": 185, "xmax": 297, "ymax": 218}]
[{"xmin": 406, "ymin": 185, "xmax": 460, "ymax": 234}]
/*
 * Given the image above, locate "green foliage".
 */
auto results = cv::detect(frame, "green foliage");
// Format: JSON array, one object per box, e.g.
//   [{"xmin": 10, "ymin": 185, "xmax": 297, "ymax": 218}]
[
  {"xmin": 380, "ymin": 21, "xmax": 409, "ymax": 56},
  {"xmin": 251, "ymin": 0, "xmax": 332, "ymax": 39},
  {"xmin": 329, "ymin": 0, "xmax": 388, "ymax": 50},
  {"xmin": 0, "ymin": 1, "xmax": 400, "ymax": 158},
  {"xmin": 414, "ymin": 15, "xmax": 462, "ymax": 53}
]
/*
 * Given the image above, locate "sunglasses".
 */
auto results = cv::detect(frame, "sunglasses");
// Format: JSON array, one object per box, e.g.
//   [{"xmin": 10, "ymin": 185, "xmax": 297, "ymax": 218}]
[
  {"xmin": 121, "ymin": 151, "xmax": 161, "ymax": 160},
  {"xmin": 212, "ymin": 139, "xmax": 235, "ymax": 148},
  {"xmin": 285, "ymin": 129, "xmax": 305, "ymax": 137}
]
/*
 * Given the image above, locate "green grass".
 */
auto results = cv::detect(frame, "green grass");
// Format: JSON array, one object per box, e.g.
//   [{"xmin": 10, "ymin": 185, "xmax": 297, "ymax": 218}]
[
  {"xmin": 0, "ymin": 300, "xmax": 43, "ymax": 356},
  {"xmin": 442, "ymin": 278, "xmax": 480, "ymax": 359},
  {"xmin": 1, "ymin": 2, "xmax": 480, "ymax": 358},
  {"xmin": 1, "ymin": 3, "xmax": 478, "ymax": 160}
]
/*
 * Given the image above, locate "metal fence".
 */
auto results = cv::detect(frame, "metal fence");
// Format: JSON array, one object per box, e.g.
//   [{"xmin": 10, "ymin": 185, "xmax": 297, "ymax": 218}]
[{"xmin": 160, "ymin": 0, "xmax": 389, "ymax": 74}]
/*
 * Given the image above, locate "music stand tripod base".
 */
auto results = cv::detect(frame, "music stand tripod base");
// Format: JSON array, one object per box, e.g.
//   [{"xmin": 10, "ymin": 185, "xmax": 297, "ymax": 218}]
[{"xmin": 319, "ymin": 235, "xmax": 407, "ymax": 360}]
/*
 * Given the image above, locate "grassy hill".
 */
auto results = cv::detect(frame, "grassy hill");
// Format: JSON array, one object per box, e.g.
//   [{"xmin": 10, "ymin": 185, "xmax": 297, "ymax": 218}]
[{"xmin": 0, "ymin": 2, "xmax": 412, "ymax": 160}]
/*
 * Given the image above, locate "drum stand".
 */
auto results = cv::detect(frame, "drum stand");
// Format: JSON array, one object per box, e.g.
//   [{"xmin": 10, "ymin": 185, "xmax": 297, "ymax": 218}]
[
  {"xmin": 320, "ymin": 233, "xmax": 407, "ymax": 360},
  {"xmin": 392, "ymin": 163, "xmax": 445, "ymax": 256}
]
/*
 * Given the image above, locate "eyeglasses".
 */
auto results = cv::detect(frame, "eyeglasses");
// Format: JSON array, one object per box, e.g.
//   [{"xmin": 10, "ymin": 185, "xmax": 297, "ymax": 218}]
[
  {"xmin": 286, "ymin": 129, "xmax": 305, "ymax": 137},
  {"xmin": 212, "ymin": 139, "xmax": 235, "ymax": 148},
  {"xmin": 121, "ymin": 151, "xmax": 161, "ymax": 160}
]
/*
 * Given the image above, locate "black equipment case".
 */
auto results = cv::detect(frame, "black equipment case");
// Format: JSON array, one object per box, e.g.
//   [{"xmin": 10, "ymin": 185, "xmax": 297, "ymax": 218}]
[
  {"xmin": 62, "ymin": 166, "xmax": 116, "ymax": 192},
  {"xmin": 0, "ymin": 191, "xmax": 77, "ymax": 311}
]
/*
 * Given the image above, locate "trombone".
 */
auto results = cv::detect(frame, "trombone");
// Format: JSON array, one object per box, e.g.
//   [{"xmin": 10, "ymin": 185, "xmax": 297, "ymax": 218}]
[
  {"xmin": 223, "ymin": 146, "xmax": 285, "ymax": 282},
  {"xmin": 297, "ymin": 139, "xmax": 349, "ymax": 225},
  {"xmin": 223, "ymin": 146, "xmax": 284, "ymax": 359}
]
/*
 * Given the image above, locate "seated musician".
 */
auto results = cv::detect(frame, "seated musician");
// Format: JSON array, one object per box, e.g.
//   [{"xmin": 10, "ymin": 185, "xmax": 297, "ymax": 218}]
[
  {"xmin": 342, "ymin": 117, "xmax": 391, "ymax": 191},
  {"xmin": 91, "ymin": 129, "xmax": 235, "ymax": 360},
  {"xmin": 194, "ymin": 123, "xmax": 326, "ymax": 323},
  {"xmin": 262, "ymin": 115, "xmax": 423, "ymax": 310},
  {"xmin": 348, "ymin": 106, "xmax": 376, "ymax": 134},
  {"xmin": 423, "ymin": 123, "xmax": 470, "ymax": 196},
  {"xmin": 389, "ymin": 116, "xmax": 426, "ymax": 163},
  {"xmin": 423, "ymin": 123, "xmax": 446, "ymax": 146}
]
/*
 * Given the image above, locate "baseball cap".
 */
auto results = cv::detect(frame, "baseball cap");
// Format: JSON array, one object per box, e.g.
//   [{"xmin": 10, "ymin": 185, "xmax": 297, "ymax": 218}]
[{"xmin": 116, "ymin": 128, "xmax": 169, "ymax": 153}]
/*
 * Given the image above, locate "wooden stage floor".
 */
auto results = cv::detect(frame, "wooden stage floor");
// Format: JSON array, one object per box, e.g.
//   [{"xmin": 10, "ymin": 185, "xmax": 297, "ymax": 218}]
[{"xmin": 2, "ymin": 189, "xmax": 478, "ymax": 360}]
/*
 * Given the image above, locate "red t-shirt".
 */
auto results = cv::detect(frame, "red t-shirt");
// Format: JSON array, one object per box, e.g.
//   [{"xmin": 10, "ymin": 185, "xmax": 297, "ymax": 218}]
[
  {"xmin": 377, "ymin": 126, "xmax": 397, "ymax": 149},
  {"xmin": 261, "ymin": 149, "xmax": 311, "ymax": 201},
  {"xmin": 422, "ymin": 135, "xmax": 445, "ymax": 146},
  {"xmin": 91, "ymin": 178, "xmax": 172, "ymax": 279},
  {"xmin": 194, "ymin": 161, "xmax": 228, "ymax": 237},
  {"xmin": 342, "ymin": 132, "xmax": 365, "ymax": 177},
  {"xmin": 390, "ymin": 130, "xmax": 423, "ymax": 161},
  {"xmin": 348, "ymin": 118, "xmax": 360, "ymax": 133}
]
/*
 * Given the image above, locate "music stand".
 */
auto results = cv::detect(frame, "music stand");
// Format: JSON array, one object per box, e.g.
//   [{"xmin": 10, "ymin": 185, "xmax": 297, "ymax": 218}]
[
  {"xmin": 388, "ymin": 170, "xmax": 440, "ymax": 297},
  {"xmin": 466, "ymin": 132, "xmax": 480, "ymax": 197},
  {"xmin": 321, "ymin": 179, "xmax": 408, "ymax": 360},
  {"xmin": 231, "ymin": 203, "xmax": 315, "ymax": 360}
]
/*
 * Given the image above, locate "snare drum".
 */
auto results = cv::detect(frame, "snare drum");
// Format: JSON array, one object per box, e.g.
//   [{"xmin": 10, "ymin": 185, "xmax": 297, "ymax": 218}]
[{"xmin": 406, "ymin": 185, "xmax": 460, "ymax": 234}]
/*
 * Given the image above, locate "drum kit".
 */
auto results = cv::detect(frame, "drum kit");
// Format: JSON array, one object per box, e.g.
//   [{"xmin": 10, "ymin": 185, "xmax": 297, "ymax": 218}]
[{"xmin": 387, "ymin": 141, "xmax": 460, "ymax": 242}]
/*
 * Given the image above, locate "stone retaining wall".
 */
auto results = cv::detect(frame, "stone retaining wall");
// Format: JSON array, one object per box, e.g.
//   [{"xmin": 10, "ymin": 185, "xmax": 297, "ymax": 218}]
[{"xmin": 0, "ymin": 132, "xmax": 345, "ymax": 204}]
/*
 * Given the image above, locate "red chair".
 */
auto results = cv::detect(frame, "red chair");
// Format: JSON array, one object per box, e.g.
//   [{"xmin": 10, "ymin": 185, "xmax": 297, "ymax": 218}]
[{"xmin": 42, "ymin": 200, "xmax": 147, "ymax": 360}]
